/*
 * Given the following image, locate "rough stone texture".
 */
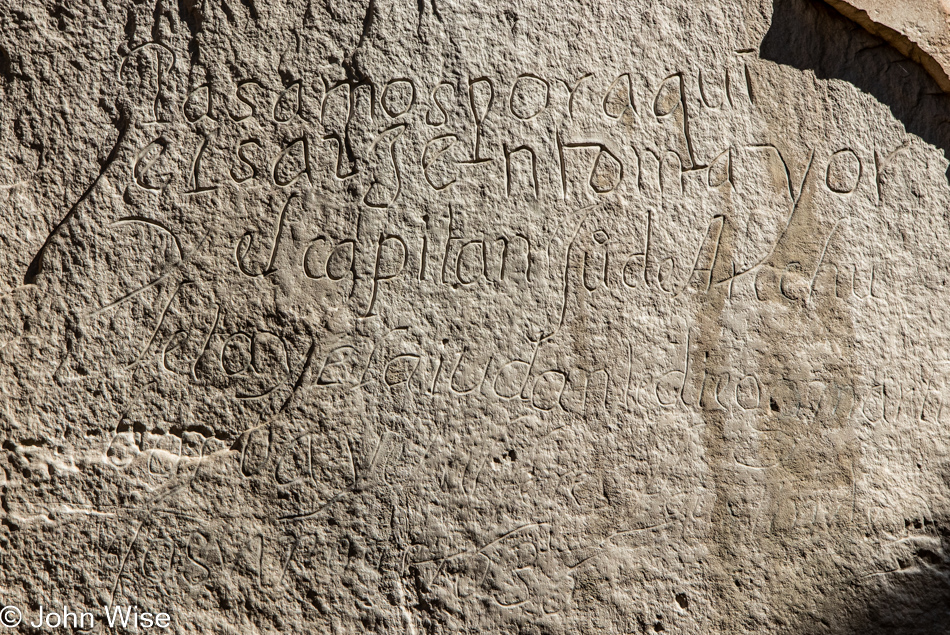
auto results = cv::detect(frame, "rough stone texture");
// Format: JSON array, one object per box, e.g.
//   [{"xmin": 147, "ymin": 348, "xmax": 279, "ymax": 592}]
[
  {"xmin": 829, "ymin": 0, "xmax": 950, "ymax": 91},
  {"xmin": 3, "ymin": 0, "xmax": 950, "ymax": 633}
]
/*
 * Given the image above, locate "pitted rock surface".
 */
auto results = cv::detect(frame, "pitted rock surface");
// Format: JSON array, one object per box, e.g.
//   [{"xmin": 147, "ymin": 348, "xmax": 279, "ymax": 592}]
[{"xmin": 3, "ymin": 0, "xmax": 950, "ymax": 633}]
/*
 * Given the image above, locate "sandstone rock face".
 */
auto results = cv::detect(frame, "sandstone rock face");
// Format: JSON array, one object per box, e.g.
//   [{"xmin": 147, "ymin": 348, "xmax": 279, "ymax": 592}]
[
  {"xmin": 2, "ymin": 0, "xmax": 950, "ymax": 633},
  {"xmin": 828, "ymin": 0, "xmax": 950, "ymax": 90}
]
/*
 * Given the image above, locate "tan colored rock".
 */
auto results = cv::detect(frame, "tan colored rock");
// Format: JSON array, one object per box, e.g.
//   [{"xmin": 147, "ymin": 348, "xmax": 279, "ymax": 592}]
[
  {"xmin": 3, "ymin": 0, "xmax": 950, "ymax": 633},
  {"xmin": 826, "ymin": 0, "xmax": 950, "ymax": 90}
]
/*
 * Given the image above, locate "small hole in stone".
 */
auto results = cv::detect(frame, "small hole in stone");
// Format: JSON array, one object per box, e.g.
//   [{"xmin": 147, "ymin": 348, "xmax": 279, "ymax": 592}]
[
  {"xmin": 770, "ymin": 397, "xmax": 780, "ymax": 412},
  {"xmin": 675, "ymin": 592, "xmax": 688, "ymax": 609}
]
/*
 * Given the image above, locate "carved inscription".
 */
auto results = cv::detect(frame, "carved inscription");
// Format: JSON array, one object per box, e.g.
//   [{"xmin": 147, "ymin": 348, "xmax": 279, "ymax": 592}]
[{"xmin": 6, "ymin": 5, "xmax": 950, "ymax": 634}]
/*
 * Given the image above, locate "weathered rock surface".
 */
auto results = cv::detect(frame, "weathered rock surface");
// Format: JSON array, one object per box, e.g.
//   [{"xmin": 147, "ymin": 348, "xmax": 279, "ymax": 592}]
[
  {"xmin": 828, "ymin": 0, "xmax": 950, "ymax": 90},
  {"xmin": 2, "ymin": 0, "xmax": 950, "ymax": 633}
]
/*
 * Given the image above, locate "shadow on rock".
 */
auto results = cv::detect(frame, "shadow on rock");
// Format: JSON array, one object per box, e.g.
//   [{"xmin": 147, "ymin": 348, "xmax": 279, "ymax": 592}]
[
  {"xmin": 761, "ymin": 2, "xmax": 950, "ymax": 632},
  {"xmin": 761, "ymin": 0, "xmax": 950, "ymax": 178},
  {"xmin": 816, "ymin": 515, "xmax": 950, "ymax": 634}
]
